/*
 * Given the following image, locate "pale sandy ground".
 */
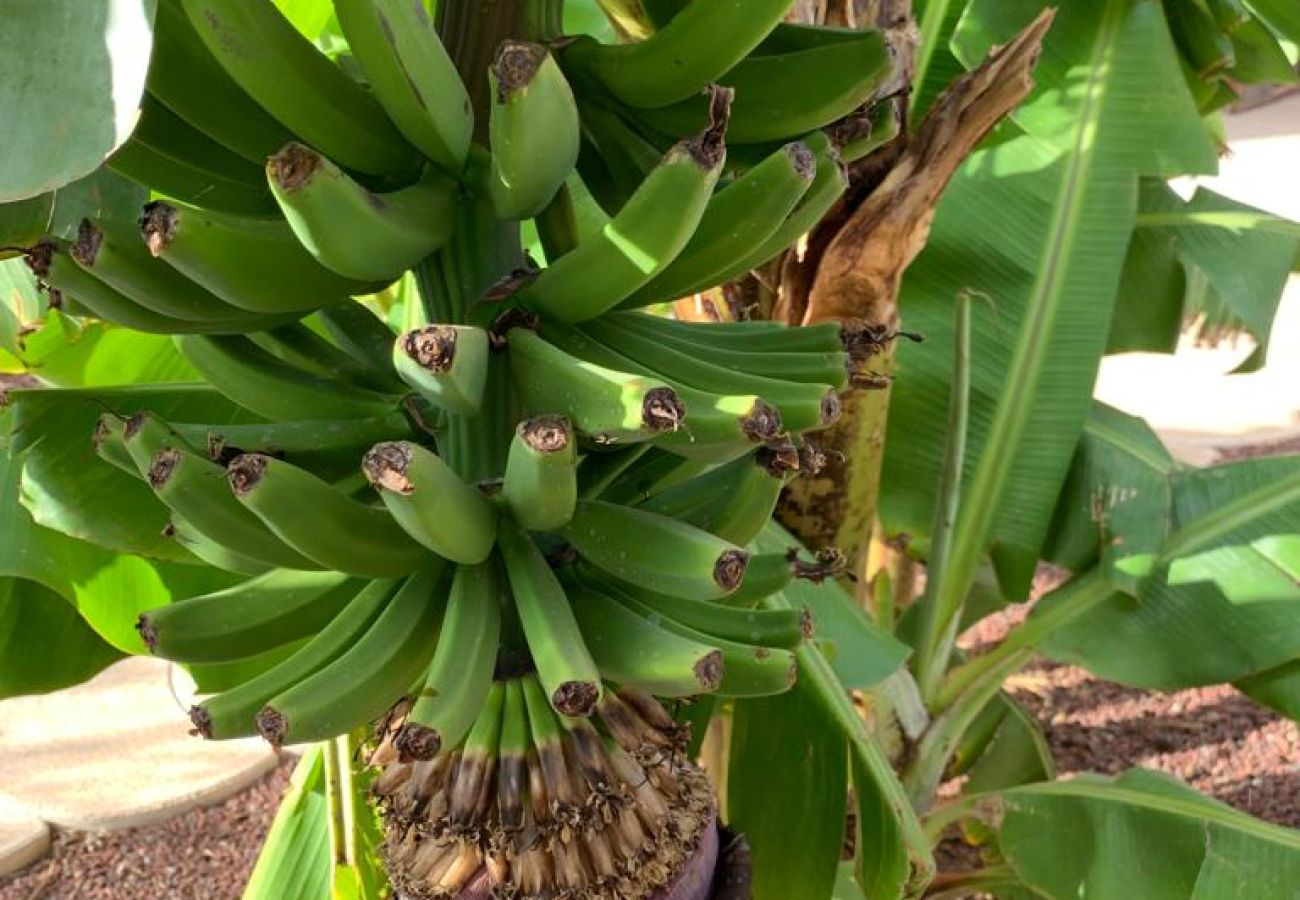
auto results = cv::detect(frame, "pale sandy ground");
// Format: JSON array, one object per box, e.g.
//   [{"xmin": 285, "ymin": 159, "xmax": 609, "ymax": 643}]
[{"xmin": 1095, "ymin": 93, "xmax": 1300, "ymax": 464}]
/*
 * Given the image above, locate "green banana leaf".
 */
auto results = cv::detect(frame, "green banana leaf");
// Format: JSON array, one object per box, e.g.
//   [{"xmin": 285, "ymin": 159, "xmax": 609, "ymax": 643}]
[
  {"xmin": 0, "ymin": 436, "xmax": 241, "ymax": 654},
  {"xmin": 243, "ymin": 748, "xmax": 331, "ymax": 900},
  {"xmin": 949, "ymin": 692, "xmax": 1054, "ymax": 794},
  {"xmin": 1237, "ymin": 658, "xmax": 1300, "ymax": 720},
  {"xmin": 0, "ymin": 576, "xmax": 122, "ymax": 699},
  {"xmin": 274, "ymin": 0, "xmax": 335, "ymax": 41},
  {"xmin": 883, "ymin": 0, "xmax": 1230, "ymax": 602},
  {"xmin": 911, "ymin": 0, "xmax": 973, "ymax": 117},
  {"xmin": 0, "ymin": 0, "xmax": 156, "ymax": 201},
  {"xmin": 729, "ymin": 679, "xmax": 848, "ymax": 900},
  {"xmin": 1039, "ymin": 408, "xmax": 1300, "ymax": 689},
  {"xmin": 1247, "ymin": 0, "xmax": 1300, "ymax": 44},
  {"xmin": 980, "ymin": 769, "xmax": 1300, "ymax": 898}
]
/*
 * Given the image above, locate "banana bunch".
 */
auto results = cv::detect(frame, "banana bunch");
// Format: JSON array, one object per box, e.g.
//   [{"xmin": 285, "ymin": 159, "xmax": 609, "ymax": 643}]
[
  {"xmin": 13, "ymin": 2, "xmax": 912, "ymax": 895},
  {"xmin": 373, "ymin": 682, "xmax": 717, "ymax": 900}
]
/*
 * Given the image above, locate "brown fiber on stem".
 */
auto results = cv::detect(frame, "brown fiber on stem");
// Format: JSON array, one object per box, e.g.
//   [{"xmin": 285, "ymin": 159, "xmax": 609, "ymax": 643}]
[
  {"xmin": 226, "ymin": 453, "xmax": 269, "ymax": 496},
  {"xmin": 552, "ymin": 681, "xmax": 600, "ymax": 718},
  {"xmin": 713, "ymin": 550, "xmax": 750, "ymax": 592},
  {"xmin": 683, "ymin": 85, "xmax": 733, "ymax": 171},
  {"xmin": 394, "ymin": 722, "xmax": 443, "ymax": 763},
  {"xmin": 819, "ymin": 390, "xmax": 844, "ymax": 428},
  {"xmin": 492, "ymin": 40, "xmax": 548, "ymax": 101},
  {"xmin": 402, "ymin": 326, "xmax": 458, "ymax": 373},
  {"xmin": 147, "ymin": 448, "xmax": 180, "ymax": 489},
  {"xmin": 642, "ymin": 387, "xmax": 687, "ymax": 433},
  {"xmin": 139, "ymin": 201, "xmax": 178, "ymax": 257},
  {"xmin": 267, "ymin": 142, "xmax": 321, "ymax": 191},
  {"xmin": 255, "ymin": 706, "xmax": 288, "ymax": 748},
  {"xmin": 71, "ymin": 219, "xmax": 103, "ymax": 267},
  {"xmin": 362, "ymin": 442, "xmax": 416, "ymax": 495},
  {"xmin": 519, "ymin": 415, "xmax": 571, "ymax": 454}
]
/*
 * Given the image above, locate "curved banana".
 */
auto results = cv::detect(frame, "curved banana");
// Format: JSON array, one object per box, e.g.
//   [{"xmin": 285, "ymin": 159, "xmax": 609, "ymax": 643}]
[
  {"xmin": 140, "ymin": 202, "xmax": 386, "ymax": 315},
  {"xmin": 392, "ymin": 325, "xmax": 490, "ymax": 416},
  {"xmin": 107, "ymin": 136, "xmax": 275, "ymax": 218},
  {"xmin": 637, "ymin": 449, "xmax": 791, "ymax": 546},
  {"xmin": 174, "ymin": 334, "xmax": 400, "ymax": 423},
  {"xmin": 136, "ymin": 570, "xmax": 358, "ymax": 663},
  {"xmin": 251, "ymin": 322, "xmax": 402, "ymax": 394},
  {"xmin": 192, "ymin": 577, "xmax": 401, "ymax": 740},
  {"xmin": 566, "ymin": 580, "xmax": 723, "ymax": 697},
  {"xmin": 362, "ymin": 441, "xmax": 498, "ymax": 564},
  {"xmin": 228, "ymin": 453, "xmax": 429, "ymax": 578},
  {"xmin": 626, "ymin": 140, "xmax": 816, "ymax": 303},
  {"xmin": 257, "ymin": 562, "xmax": 450, "ymax": 746},
  {"xmin": 506, "ymin": 327, "xmax": 686, "ymax": 445},
  {"xmin": 601, "ymin": 585, "xmax": 797, "ymax": 698},
  {"xmin": 579, "ymin": 316, "xmax": 841, "ymax": 433},
  {"xmin": 514, "ymin": 91, "xmax": 729, "ymax": 322},
  {"xmin": 498, "ymin": 518, "xmax": 602, "ymax": 717},
  {"xmin": 27, "ymin": 240, "xmax": 276, "ymax": 335},
  {"xmin": 132, "ymin": 94, "xmax": 272, "ymax": 191},
  {"xmin": 147, "ymin": 0, "xmax": 295, "ymax": 164},
  {"xmin": 635, "ymin": 31, "xmax": 890, "ymax": 143},
  {"xmin": 72, "ymin": 219, "xmax": 265, "ymax": 326},
  {"xmin": 605, "ymin": 312, "xmax": 846, "ymax": 355},
  {"xmin": 333, "ymin": 0, "xmax": 472, "ymax": 174},
  {"xmin": 316, "ymin": 303, "xmax": 402, "ymax": 388},
  {"xmin": 502, "ymin": 416, "xmax": 578, "ymax": 532},
  {"xmin": 394, "ymin": 562, "xmax": 502, "ymax": 761},
  {"xmin": 124, "ymin": 417, "xmax": 323, "ymax": 571},
  {"xmin": 561, "ymin": 0, "xmax": 796, "ymax": 108},
  {"xmin": 178, "ymin": 0, "xmax": 418, "ymax": 176},
  {"xmin": 170, "ymin": 414, "xmax": 411, "ymax": 465},
  {"xmin": 559, "ymin": 500, "xmax": 749, "ymax": 601},
  {"xmin": 489, "ymin": 42, "xmax": 581, "ymax": 220},
  {"xmin": 267, "ymin": 144, "xmax": 457, "ymax": 281},
  {"xmin": 539, "ymin": 320, "xmax": 783, "ymax": 450},
  {"xmin": 575, "ymin": 100, "xmax": 664, "ymax": 215},
  {"xmin": 165, "ymin": 515, "xmax": 274, "ymax": 576}
]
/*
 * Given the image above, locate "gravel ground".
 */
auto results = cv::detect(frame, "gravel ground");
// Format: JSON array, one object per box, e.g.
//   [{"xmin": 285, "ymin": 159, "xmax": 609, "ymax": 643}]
[{"xmin": 0, "ymin": 757, "xmax": 294, "ymax": 900}]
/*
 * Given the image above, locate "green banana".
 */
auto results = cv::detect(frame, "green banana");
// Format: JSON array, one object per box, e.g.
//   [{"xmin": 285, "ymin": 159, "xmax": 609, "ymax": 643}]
[
  {"xmin": 502, "ymin": 416, "xmax": 578, "ymax": 532},
  {"xmin": 179, "ymin": 0, "xmax": 418, "ymax": 176},
  {"xmin": 565, "ymin": 581, "xmax": 723, "ymax": 697},
  {"xmin": 602, "ymin": 584, "xmax": 797, "ymax": 698},
  {"xmin": 489, "ymin": 42, "xmax": 581, "ymax": 220},
  {"xmin": 171, "ymin": 414, "xmax": 411, "ymax": 465},
  {"xmin": 123, "ymin": 417, "xmax": 323, "ymax": 571},
  {"xmin": 584, "ymin": 566, "xmax": 810, "ymax": 649},
  {"xmin": 71, "ymin": 219, "xmax": 268, "ymax": 327},
  {"xmin": 257, "ymin": 561, "xmax": 450, "ymax": 746},
  {"xmin": 607, "ymin": 312, "xmax": 851, "ymax": 387},
  {"xmin": 174, "ymin": 334, "xmax": 399, "ymax": 422},
  {"xmin": 164, "ymin": 515, "xmax": 274, "ymax": 576},
  {"xmin": 133, "ymin": 94, "xmax": 271, "ymax": 190},
  {"xmin": 136, "ymin": 569, "xmax": 358, "ymax": 663},
  {"xmin": 579, "ymin": 316, "xmax": 841, "ymax": 433},
  {"xmin": 392, "ymin": 325, "xmax": 490, "ymax": 416},
  {"xmin": 574, "ymin": 100, "xmax": 664, "ymax": 215},
  {"xmin": 333, "ymin": 0, "xmax": 472, "ymax": 174},
  {"xmin": 228, "ymin": 453, "xmax": 429, "ymax": 577},
  {"xmin": 140, "ymin": 202, "xmax": 386, "ymax": 315},
  {"xmin": 147, "ymin": 0, "xmax": 295, "ymax": 164},
  {"xmin": 636, "ymin": 449, "xmax": 790, "ymax": 546},
  {"xmin": 635, "ymin": 31, "xmax": 890, "ymax": 143},
  {"xmin": 192, "ymin": 577, "xmax": 400, "ymax": 740},
  {"xmin": 316, "ymin": 303, "xmax": 402, "ymax": 387},
  {"xmin": 362, "ymin": 441, "xmax": 498, "ymax": 564},
  {"xmin": 1169, "ymin": 0, "xmax": 1236, "ymax": 78},
  {"xmin": 605, "ymin": 312, "xmax": 846, "ymax": 355},
  {"xmin": 27, "ymin": 240, "xmax": 275, "ymax": 335},
  {"xmin": 107, "ymin": 136, "xmax": 275, "ymax": 218},
  {"xmin": 513, "ymin": 91, "xmax": 729, "ymax": 322},
  {"xmin": 561, "ymin": 0, "xmax": 796, "ymax": 108},
  {"xmin": 726, "ymin": 548, "xmax": 845, "ymax": 607},
  {"xmin": 496, "ymin": 678, "xmax": 528, "ymax": 832},
  {"xmin": 445, "ymin": 681, "xmax": 505, "ymax": 829},
  {"xmin": 498, "ymin": 518, "xmax": 602, "ymax": 716},
  {"xmin": 726, "ymin": 131, "xmax": 849, "ymax": 275},
  {"xmin": 590, "ymin": 445, "xmax": 708, "ymax": 505},
  {"xmin": 539, "ymin": 320, "xmax": 784, "ymax": 449},
  {"xmin": 267, "ymin": 144, "xmax": 457, "ymax": 281},
  {"xmin": 559, "ymin": 500, "xmax": 749, "ymax": 601},
  {"xmin": 251, "ymin": 322, "xmax": 402, "ymax": 394},
  {"xmin": 625, "ymin": 141, "xmax": 816, "ymax": 303},
  {"xmin": 506, "ymin": 327, "xmax": 686, "ymax": 445},
  {"xmin": 394, "ymin": 562, "xmax": 502, "ymax": 761}
]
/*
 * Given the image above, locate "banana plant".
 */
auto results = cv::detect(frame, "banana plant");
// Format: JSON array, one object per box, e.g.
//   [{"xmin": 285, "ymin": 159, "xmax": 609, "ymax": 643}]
[{"xmin": 1, "ymin": 1, "xmax": 1298, "ymax": 900}]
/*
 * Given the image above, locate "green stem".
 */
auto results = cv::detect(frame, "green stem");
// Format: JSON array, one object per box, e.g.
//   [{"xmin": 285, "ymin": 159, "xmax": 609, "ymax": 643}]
[
  {"xmin": 524, "ymin": 0, "xmax": 565, "ymax": 40},
  {"xmin": 912, "ymin": 294, "xmax": 973, "ymax": 702},
  {"xmin": 934, "ymin": 568, "xmax": 1113, "ymax": 711}
]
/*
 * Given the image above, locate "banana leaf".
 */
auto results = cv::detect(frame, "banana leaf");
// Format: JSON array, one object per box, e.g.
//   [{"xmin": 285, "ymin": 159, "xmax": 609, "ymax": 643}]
[
  {"xmin": 981, "ymin": 769, "xmax": 1300, "ymax": 898},
  {"xmin": 0, "ymin": 576, "xmax": 122, "ymax": 699},
  {"xmin": 0, "ymin": 0, "xmax": 156, "ymax": 201},
  {"xmin": 1246, "ymin": 0, "xmax": 1300, "ymax": 44},
  {"xmin": 243, "ymin": 748, "xmax": 331, "ymax": 900}
]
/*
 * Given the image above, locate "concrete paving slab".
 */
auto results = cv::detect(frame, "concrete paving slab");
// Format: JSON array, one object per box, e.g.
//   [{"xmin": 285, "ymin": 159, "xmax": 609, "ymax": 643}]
[
  {"xmin": 0, "ymin": 802, "xmax": 49, "ymax": 876},
  {"xmin": 0, "ymin": 657, "xmax": 278, "ymax": 832}
]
